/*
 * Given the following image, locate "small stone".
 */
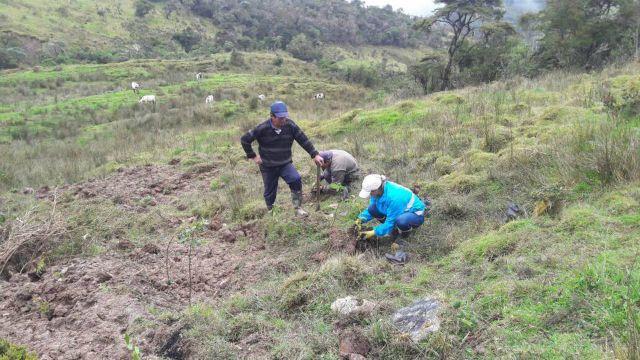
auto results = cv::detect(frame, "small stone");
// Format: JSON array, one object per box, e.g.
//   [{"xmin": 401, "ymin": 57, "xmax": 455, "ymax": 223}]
[
  {"xmin": 141, "ymin": 243, "xmax": 161, "ymax": 254},
  {"xmin": 95, "ymin": 272, "xmax": 113, "ymax": 283},
  {"xmin": 116, "ymin": 240, "xmax": 135, "ymax": 250},
  {"xmin": 331, "ymin": 296, "xmax": 376, "ymax": 317},
  {"xmin": 220, "ymin": 229, "xmax": 236, "ymax": 243},
  {"xmin": 15, "ymin": 290, "xmax": 32, "ymax": 301},
  {"xmin": 339, "ymin": 329, "xmax": 370, "ymax": 358},
  {"xmin": 53, "ymin": 305, "xmax": 69, "ymax": 317},
  {"xmin": 349, "ymin": 354, "xmax": 367, "ymax": 360},
  {"xmin": 22, "ymin": 187, "xmax": 35, "ymax": 194}
]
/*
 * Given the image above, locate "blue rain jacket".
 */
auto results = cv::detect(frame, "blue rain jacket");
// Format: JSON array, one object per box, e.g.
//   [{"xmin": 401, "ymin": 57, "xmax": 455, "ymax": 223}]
[{"xmin": 358, "ymin": 181, "xmax": 426, "ymax": 236}]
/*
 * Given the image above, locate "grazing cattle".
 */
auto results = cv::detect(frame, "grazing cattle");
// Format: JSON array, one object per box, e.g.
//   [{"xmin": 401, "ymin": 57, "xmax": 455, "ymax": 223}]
[
  {"xmin": 257, "ymin": 94, "xmax": 266, "ymax": 102},
  {"xmin": 314, "ymin": 92, "xmax": 325, "ymax": 100},
  {"xmin": 131, "ymin": 82, "xmax": 140, "ymax": 94},
  {"xmin": 196, "ymin": 72, "xmax": 203, "ymax": 81},
  {"xmin": 139, "ymin": 95, "xmax": 156, "ymax": 104},
  {"xmin": 206, "ymin": 95, "xmax": 214, "ymax": 104}
]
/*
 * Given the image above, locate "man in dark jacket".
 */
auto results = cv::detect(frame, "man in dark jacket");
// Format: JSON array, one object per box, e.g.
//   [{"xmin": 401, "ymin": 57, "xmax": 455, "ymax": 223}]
[{"xmin": 241, "ymin": 101, "xmax": 324, "ymax": 216}]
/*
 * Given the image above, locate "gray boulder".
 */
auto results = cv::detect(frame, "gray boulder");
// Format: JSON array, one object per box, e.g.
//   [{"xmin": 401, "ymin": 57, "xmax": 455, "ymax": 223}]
[{"xmin": 391, "ymin": 298, "xmax": 441, "ymax": 342}]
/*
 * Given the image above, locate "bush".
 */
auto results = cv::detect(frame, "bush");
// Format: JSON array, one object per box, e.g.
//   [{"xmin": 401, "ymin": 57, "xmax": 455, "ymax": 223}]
[
  {"xmin": 134, "ymin": 0, "xmax": 153, "ymax": 17},
  {"xmin": 0, "ymin": 339, "xmax": 37, "ymax": 360},
  {"xmin": 173, "ymin": 27, "xmax": 201, "ymax": 53},
  {"xmin": 286, "ymin": 34, "xmax": 320, "ymax": 62},
  {"xmin": 229, "ymin": 50, "xmax": 245, "ymax": 67}
]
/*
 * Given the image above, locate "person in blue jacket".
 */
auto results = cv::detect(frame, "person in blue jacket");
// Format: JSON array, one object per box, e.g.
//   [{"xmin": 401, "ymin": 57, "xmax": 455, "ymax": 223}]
[{"xmin": 355, "ymin": 174, "xmax": 428, "ymax": 241}]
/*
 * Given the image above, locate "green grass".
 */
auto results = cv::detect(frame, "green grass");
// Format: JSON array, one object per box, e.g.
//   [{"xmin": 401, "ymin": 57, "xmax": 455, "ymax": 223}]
[{"xmin": 1, "ymin": 54, "xmax": 639, "ymax": 358}]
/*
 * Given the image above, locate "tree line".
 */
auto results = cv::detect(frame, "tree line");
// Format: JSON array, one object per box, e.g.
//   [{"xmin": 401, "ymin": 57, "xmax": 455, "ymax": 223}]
[{"xmin": 411, "ymin": 0, "xmax": 640, "ymax": 93}]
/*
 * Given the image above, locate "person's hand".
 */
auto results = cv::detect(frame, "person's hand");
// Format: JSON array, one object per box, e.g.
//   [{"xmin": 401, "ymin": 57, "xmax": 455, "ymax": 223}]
[
  {"xmin": 359, "ymin": 230, "xmax": 375, "ymax": 240},
  {"xmin": 354, "ymin": 218, "xmax": 362, "ymax": 232},
  {"xmin": 252, "ymin": 155, "xmax": 262, "ymax": 165},
  {"xmin": 313, "ymin": 155, "xmax": 324, "ymax": 167}
]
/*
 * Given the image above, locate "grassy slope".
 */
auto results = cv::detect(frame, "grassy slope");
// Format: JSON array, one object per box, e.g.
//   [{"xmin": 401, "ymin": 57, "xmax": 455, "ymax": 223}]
[
  {"xmin": 0, "ymin": 51, "xmax": 376, "ymax": 189},
  {"xmin": 1, "ymin": 0, "xmax": 216, "ymax": 53},
  {"xmin": 0, "ymin": 56, "xmax": 639, "ymax": 358},
  {"xmin": 180, "ymin": 64, "xmax": 640, "ymax": 358}
]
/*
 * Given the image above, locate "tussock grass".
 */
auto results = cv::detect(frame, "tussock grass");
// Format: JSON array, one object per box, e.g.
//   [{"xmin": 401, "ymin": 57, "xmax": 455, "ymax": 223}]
[{"xmin": 2, "ymin": 55, "xmax": 640, "ymax": 358}]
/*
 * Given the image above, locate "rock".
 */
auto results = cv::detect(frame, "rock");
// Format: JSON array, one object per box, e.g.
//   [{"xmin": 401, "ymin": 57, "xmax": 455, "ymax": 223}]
[
  {"xmin": 116, "ymin": 240, "xmax": 135, "ymax": 251},
  {"xmin": 15, "ymin": 289, "xmax": 33, "ymax": 301},
  {"xmin": 95, "ymin": 272, "xmax": 113, "ymax": 283},
  {"xmin": 22, "ymin": 187, "xmax": 35, "ymax": 194},
  {"xmin": 141, "ymin": 243, "xmax": 161, "ymax": 254},
  {"xmin": 506, "ymin": 202, "xmax": 523, "ymax": 222},
  {"xmin": 331, "ymin": 296, "xmax": 376, "ymax": 317},
  {"xmin": 220, "ymin": 228, "xmax": 236, "ymax": 243},
  {"xmin": 176, "ymin": 204, "xmax": 188, "ymax": 211},
  {"xmin": 208, "ymin": 218, "xmax": 223, "ymax": 231},
  {"xmin": 391, "ymin": 298, "xmax": 441, "ymax": 342},
  {"xmin": 53, "ymin": 305, "xmax": 69, "ymax": 318},
  {"xmin": 339, "ymin": 329, "xmax": 370, "ymax": 358},
  {"xmin": 349, "ymin": 354, "xmax": 367, "ymax": 360}
]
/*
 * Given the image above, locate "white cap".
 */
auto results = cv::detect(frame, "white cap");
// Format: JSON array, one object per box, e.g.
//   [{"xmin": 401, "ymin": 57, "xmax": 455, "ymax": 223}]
[{"xmin": 359, "ymin": 174, "xmax": 385, "ymax": 198}]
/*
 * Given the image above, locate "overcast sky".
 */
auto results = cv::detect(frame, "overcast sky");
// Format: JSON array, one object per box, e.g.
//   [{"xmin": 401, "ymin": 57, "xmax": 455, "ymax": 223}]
[{"xmin": 362, "ymin": 0, "xmax": 439, "ymax": 17}]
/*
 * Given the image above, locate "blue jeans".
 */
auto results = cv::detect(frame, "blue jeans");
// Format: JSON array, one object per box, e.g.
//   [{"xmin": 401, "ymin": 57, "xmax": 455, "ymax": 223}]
[
  {"xmin": 260, "ymin": 163, "xmax": 302, "ymax": 208},
  {"xmin": 368, "ymin": 204, "xmax": 425, "ymax": 232}
]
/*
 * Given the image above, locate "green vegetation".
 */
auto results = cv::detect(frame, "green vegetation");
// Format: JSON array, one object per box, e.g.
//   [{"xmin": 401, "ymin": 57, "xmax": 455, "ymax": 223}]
[
  {"xmin": 1, "ymin": 2, "xmax": 639, "ymax": 356},
  {"xmin": 0, "ymin": 339, "xmax": 37, "ymax": 360}
]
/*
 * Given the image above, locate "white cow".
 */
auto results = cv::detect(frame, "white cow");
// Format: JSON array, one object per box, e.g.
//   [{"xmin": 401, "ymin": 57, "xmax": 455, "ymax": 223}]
[
  {"xmin": 196, "ymin": 72, "xmax": 203, "ymax": 81},
  {"xmin": 139, "ymin": 95, "xmax": 156, "ymax": 104},
  {"xmin": 257, "ymin": 94, "xmax": 266, "ymax": 102},
  {"xmin": 205, "ymin": 95, "xmax": 214, "ymax": 104},
  {"xmin": 314, "ymin": 92, "xmax": 325, "ymax": 100},
  {"xmin": 131, "ymin": 81, "xmax": 140, "ymax": 94}
]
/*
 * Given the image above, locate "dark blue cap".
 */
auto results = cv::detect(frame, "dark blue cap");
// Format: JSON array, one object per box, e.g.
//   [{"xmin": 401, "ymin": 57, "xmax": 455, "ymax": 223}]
[{"xmin": 270, "ymin": 101, "xmax": 289, "ymax": 118}]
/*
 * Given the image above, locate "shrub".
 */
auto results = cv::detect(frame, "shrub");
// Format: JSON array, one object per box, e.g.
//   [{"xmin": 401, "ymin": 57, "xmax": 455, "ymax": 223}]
[
  {"xmin": 134, "ymin": 0, "xmax": 153, "ymax": 17},
  {"xmin": 286, "ymin": 34, "xmax": 320, "ymax": 62},
  {"xmin": 173, "ymin": 27, "xmax": 201, "ymax": 53},
  {"xmin": 0, "ymin": 339, "xmax": 37, "ymax": 360}
]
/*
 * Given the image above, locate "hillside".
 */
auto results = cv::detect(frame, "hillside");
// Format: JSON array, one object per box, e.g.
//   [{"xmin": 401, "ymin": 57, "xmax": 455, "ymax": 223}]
[
  {"xmin": 0, "ymin": 0, "xmax": 430, "ymax": 68},
  {"xmin": 0, "ymin": 44, "xmax": 639, "ymax": 359}
]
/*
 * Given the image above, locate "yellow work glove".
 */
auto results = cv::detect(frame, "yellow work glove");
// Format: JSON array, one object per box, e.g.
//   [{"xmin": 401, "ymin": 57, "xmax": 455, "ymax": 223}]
[
  {"xmin": 359, "ymin": 230, "xmax": 375, "ymax": 240},
  {"xmin": 354, "ymin": 218, "xmax": 363, "ymax": 232}
]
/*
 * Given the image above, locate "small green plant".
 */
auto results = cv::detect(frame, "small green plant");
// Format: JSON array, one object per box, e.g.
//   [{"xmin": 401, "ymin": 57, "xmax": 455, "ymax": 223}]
[
  {"xmin": 178, "ymin": 220, "xmax": 207, "ymax": 305},
  {"xmin": 124, "ymin": 333, "xmax": 142, "ymax": 360},
  {"xmin": 35, "ymin": 258, "xmax": 46, "ymax": 277},
  {"xmin": 0, "ymin": 338, "xmax": 37, "ymax": 360},
  {"xmin": 37, "ymin": 299, "xmax": 52, "ymax": 320}
]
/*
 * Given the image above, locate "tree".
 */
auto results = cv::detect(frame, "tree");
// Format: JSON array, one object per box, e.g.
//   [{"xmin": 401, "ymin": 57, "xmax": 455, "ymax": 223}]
[
  {"xmin": 415, "ymin": 0, "xmax": 504, "ymax": 90},
  {"xmin": 172, "ymin": 27, "xmax": 201, "ymax": 53},
  {"xmin": 534, "ymin": 0, "xmax": 638, "ymax": 70},
  {"xmin": 456, "ymin": 21, "xmax": 521, "ymax": 83},
  {"xmin": 286, "ymin": 34, "xmax": 320, "ymax": 62},
  {"xmin": 134, "ymin": 0, "xmax": 153, "ymax": 18}
]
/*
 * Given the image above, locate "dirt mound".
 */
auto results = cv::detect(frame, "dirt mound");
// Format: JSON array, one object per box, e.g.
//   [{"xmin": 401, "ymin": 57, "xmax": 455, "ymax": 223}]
[
  {"xmin": 0, "ymin": 232, "xmax": 274, "ymax": 359},
  {"xmin": 37, "ymin": 163, "xmax": 218, "ymax": 212}
]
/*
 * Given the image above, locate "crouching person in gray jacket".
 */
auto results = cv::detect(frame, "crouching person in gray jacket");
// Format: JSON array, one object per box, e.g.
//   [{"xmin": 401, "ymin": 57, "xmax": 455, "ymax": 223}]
[{"xmin": 318, "ymin": 150, "xmax": 360, "ymax": 199}]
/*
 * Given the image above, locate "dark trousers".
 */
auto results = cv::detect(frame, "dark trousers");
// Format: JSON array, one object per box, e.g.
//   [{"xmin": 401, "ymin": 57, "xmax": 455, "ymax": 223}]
[
  {"xmin": 368, "ymin": 204, "xmax": 425, "ymax": 232},
  {"xmin": 260, "ymin": 163, "xmax": 302, "ymax": 208}
]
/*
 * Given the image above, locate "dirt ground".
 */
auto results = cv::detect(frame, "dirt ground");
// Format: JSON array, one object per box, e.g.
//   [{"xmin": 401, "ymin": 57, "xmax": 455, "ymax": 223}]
[{"xmin": 0, "ymin": 163, "xmax": 279, "ymax": 359}]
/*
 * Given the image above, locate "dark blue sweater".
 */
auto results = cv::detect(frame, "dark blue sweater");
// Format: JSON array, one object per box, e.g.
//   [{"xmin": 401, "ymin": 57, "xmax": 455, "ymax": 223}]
[{"xmin": 241, "ymin": 119, "xmax": 319, "ymax": 167}]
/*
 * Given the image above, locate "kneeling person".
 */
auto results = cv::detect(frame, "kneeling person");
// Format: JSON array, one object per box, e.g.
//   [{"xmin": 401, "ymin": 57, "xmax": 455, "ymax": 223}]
[
  {"xmin": 356, "ymin": 174, "xmax": 427, "ymax": 242},
  {"xmin": 318, "ymin": 150, "xmax": 360, "ymax": 199}
]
